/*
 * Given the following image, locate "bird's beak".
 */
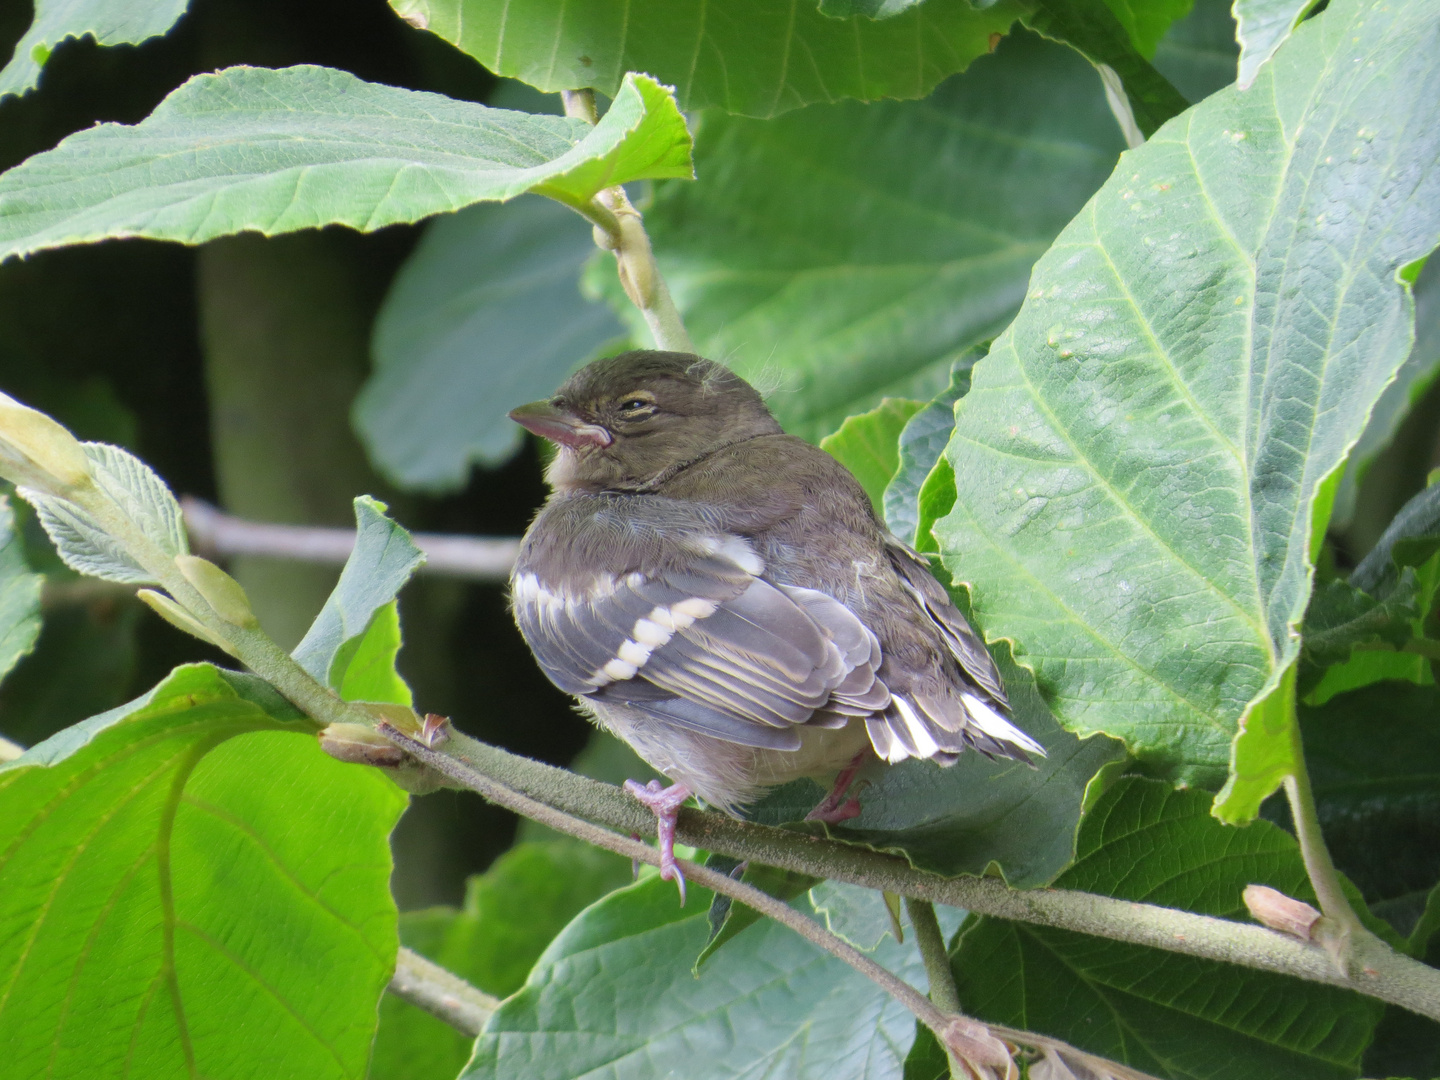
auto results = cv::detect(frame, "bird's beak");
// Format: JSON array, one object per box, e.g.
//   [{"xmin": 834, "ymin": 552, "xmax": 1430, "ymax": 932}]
[{"xmin": 508, "ymin": 401, "xmax": 613, "ymax": 450}]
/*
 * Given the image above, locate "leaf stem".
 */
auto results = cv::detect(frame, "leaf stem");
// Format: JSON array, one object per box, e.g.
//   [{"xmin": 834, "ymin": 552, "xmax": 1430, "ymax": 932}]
[
  {"xmin": 907, "ymin": 897, "xmax": 961, "ymax": 1014},
  {"xmin": 557, "ymin": 87, "xmax": 695, "ymax": 353},
  {"xmin": 419, "ymin": 725, "xmax": 1440, "ymax": 1023},
  {"xmin": 388, "ymin": 946, "xmax": 499, "ymax": 1036},
  {"xmin": 1283, "ymin": 721, "xmax": 1367, "ymax": 949}
]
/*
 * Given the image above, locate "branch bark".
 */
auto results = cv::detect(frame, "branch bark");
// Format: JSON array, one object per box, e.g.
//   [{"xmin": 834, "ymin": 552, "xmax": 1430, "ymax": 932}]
[
  {"xmin": 403, "ymin": 724, "xmax": 1440, "ymax": 1024},
  {"xmin": 388, "ymin": 946, "xmax": 499, "ymax": 1036},
  {"xmin": 379, "ymin": 723, "xmax": 1163, "ymax": 1080}
]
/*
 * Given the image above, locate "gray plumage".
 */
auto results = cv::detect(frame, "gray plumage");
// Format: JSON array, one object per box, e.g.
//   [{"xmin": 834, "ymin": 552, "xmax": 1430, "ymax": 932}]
[{"xmin": 510, "ymin": 350, "xmax": 1044, "ymax": 813}]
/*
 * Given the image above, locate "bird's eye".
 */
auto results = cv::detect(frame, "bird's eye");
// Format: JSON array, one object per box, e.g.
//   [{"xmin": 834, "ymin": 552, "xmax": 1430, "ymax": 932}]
[{"xmin": 619, "ymin": 398, "xmax": 653, "ymax": 413}]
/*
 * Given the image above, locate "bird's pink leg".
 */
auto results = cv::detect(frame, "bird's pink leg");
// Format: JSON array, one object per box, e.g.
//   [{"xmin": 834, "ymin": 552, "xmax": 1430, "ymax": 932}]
[
  {"xmin": 805, "ymin": 750, "xmax": 871, "ymax": 824},
  {"xmin": 623, "ymin": 778, "xmax": 692, "ymax": 903}
]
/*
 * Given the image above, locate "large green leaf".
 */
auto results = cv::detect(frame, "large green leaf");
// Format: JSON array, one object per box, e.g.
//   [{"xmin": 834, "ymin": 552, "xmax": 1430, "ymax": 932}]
[
  {"xmin": 935, "ymin": 0, "xmax": 1440, "ymax": 803},
  {"xmin": 0, "ymin": 67, "xmax": 692, "ymax": 263},
  {"xmin": 465, "ymin": 875, "xmax": 936, "ymax": 1080},
  {"xmin": 951, "ymin": 777, "xmax": 1384, "ymax": 1080},
  {"xmin": 1332, "ymin": 259, "xmax": 1440, "ymax": 530},
  {"xmin": 1150, "ymin": 0, "xmax": 1241, "ymax": 105},
  {"xmin": 1234, "ymin": 0, "xmax": 1317, "ymax": 89},
  {"xmin": 291, "ymin": 496, "xmax": 423, "ymax": 699},
  {"xmin": 0, "ymin": 497, "xmax": 42, "ymax": 687},
  {"xmin": 371, "ymin": 841, "xmax": 631, "ymax": 1080},
  {"xmin": 1023, "ymin": 0, "xmax": 1190, "ymax": 137},
  {"xmin": 597, "ymin": 27, "xmax": 1125, "ymax": 441},
  {"xmin": 393, "ymin": 0, "xmax": 1022, "ymax": 119},
  {"xmin": 0, "ymin": 0, "xmax": 188, "ymax": 101},
  {"xmin": 0, "ymin": 664, "xmax": 407, "ymax": 1079},
  {"xmin": 356, "ymin": 196, "xmax": 624, "ymax": 491}
]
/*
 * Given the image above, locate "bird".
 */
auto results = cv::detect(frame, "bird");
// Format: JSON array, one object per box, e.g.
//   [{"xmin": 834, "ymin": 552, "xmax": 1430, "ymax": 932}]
[{"xmin": 508, "ymin": 350, "xmax": 1044, "ymax": 898}]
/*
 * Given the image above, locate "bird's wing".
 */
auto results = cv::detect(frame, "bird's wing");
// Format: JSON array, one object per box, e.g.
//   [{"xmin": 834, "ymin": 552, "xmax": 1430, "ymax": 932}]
[
  {"xmin": 884, "ymin": 538, "xmax": 1009, "ymax": 707},
  {"xmin": 512, "ymin": 508, "xmax": 885, "ymax": 749}
]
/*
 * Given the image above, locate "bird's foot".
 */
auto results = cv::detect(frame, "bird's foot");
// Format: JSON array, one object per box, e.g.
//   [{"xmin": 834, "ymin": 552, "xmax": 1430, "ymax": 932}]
[
  {"xmin": 623, "ymin": 779, "xmax": 692, "ymax": 904},
  {"xmin": 805, "ymin": 750, "xmax": 870, "ymax": 824}
]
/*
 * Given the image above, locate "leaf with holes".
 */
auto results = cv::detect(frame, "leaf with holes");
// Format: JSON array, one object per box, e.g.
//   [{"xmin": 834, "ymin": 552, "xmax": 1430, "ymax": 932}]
[
  {"xmin": 0, "ymin": 663, "xmax": 406, "ymax": 1079},
  {"xmin": 936, "ymin": 0, "xmax": 1440, "ymax": 809}
]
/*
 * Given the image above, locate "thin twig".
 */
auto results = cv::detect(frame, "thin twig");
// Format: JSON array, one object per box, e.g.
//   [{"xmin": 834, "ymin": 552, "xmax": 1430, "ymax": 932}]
[
  {"xmin": 382, "ymin": 723, "xmax": 1166, "ymax": 1080},
  {"xmin": 378, "ymin": 723, "xmax": 955, "ymax": 1035},
  {"xmin": 388, "ymin": 946, "xmax": 499, "ymax": 1036},
  {"xmin": 181, "ymin": 498, "xmax": 519, "ymax": 581},
  {"xmin": 908, "ymin": 898, "xmax": 961, "ymax": 1014},
  {"xmin": 422, "ymin": 727, "xmax": 1440, "ymax": 1023}
]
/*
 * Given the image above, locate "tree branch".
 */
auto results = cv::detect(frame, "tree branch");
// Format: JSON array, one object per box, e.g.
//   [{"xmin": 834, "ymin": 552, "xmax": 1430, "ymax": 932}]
[
  {"xmin": 387, "ymin": 946, "xmax": 499, "ymax": 1036},
  {"xmin": 182, "ymin": 498, "xmax": 518, "ymax": 581},
  {"xmin": 380, "ymin": 722, "xmax": 1164, "ymax": 1080},
  {"xmin": 405, "ymin": 725, "xmax": 1440, "ymax": 1023}
]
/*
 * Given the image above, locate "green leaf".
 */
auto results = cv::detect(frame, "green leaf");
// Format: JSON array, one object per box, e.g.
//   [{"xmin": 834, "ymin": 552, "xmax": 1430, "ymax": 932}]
[
  {"xmin": 465, "ymin": 875, "xmax": 941, "ymax": 1080},
  {"xmin": 1098, "ymin": 0, "xmax": 1197, "ymax": 58},
  {"xmin": 1351, "ymin": 479, "xmax": 1440, "ymax": 599},
  {"xmin": 0, "ymin": 67, "xmax": 693, "ymax": 263},
  {"xmin": 356, "ymin": 196, "xmax": 624, "ymax": 491},
  {"xmin": 0, "ymin": 0, "xmax": 188, "ymax": 100},
  {"xmin": 22, "ymin": 441, "xmax": 188, "ymax": 585},
  {"xmin": 596, "ymin": 27, "xmax": 1125, "ymax": 441},
  {"xmin": 1151, "ymin": 0, "xmax": 1242, "ymax": 105},
  {"xmin": 0, "ymin": 663, "xmax": 406, "ymax": 1079},
  {"xmin": 935, "ymin": 0, "xmax": 1440, "ymax": 808},
  {"xmin": 1332, "ymin": 258, "xmax": 1440, "ymax": 530},
  {"xmin": 292, "ymin": 497, "xmax": 424, "ymax": 692},
  {"xmin": 332, "ymin": 600, "xmax": 412, "ymax": 706},
  {"xmin": 951, "ymin": 776, "xmax": 1385, "ymax": 1080},
  {"xmin": 395, "ymin": 0, "xmax": 1023, "ymax": 119},
  {"xmin": 809, "ymin": 880, "xmax": 905, "ymax": 950},
  {"xmin": 1234, "ymin": 0, "xmax": 1318, "ymax": 89},
  {"xmin": 819, "ymin": 398, "xmax": 924, "ymax": 515},
  {"xmin": 1300, "ymin": 573, "xmax": 1421, "ymax": 671},
  {"xmin": 0, "ymin": 496, "xmax": 42, "ymax": 686},
  {"xmin": 371, "ymin": 841, "xmax": 631, "ymax": 1080},
  {"xmin": 883, "ymin": 355, "xmax": 977, "ymax": 546},
  {"xmin": 1023, "ymin": 0, "xmax": 1190, "ymax": 137},
  {"xmin": 696, "ymin": 860, "xmax": 819, "ymax": 971},
  {"xmin": 829, "ymin": 639, "xmax": 1127, "ymax": 886}
]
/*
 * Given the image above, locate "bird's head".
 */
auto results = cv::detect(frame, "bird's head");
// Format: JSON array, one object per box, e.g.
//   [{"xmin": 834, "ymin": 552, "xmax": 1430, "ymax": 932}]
[{"xmin": 510, "ymin": 351, "xmax": 782, "ymax": 493}]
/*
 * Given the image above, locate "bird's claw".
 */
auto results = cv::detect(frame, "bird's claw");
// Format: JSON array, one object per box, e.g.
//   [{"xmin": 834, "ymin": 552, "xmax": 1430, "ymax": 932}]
[{"xmin": 624, "ymin": 778, "xmax": 691, "ymax": 904}]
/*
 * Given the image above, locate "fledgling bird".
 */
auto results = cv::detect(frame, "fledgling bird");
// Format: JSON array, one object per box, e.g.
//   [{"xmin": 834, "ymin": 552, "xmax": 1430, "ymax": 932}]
[{"xmin": 509, "ymin": 351, "xmax": 1044, "ymax": 896}]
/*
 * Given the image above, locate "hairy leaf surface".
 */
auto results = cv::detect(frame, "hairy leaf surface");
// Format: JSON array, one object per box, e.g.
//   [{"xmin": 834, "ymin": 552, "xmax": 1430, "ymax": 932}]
[
  {"xmin": 0, "ymin": 67, "xmax": 692, "ymax": 263},
  {"xmin": 0, "ymin": 664, "xmax": 405, "ymax": 1080},
  {"xmin": 936, "ymin": 0, "xmax": 1440, "ymax": 804}
]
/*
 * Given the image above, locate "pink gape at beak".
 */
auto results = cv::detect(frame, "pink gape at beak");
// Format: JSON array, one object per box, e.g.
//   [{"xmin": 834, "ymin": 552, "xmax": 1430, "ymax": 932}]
[{"xmin": 509, "ymin": 401, "xmax": 613, "ymax": 450}]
